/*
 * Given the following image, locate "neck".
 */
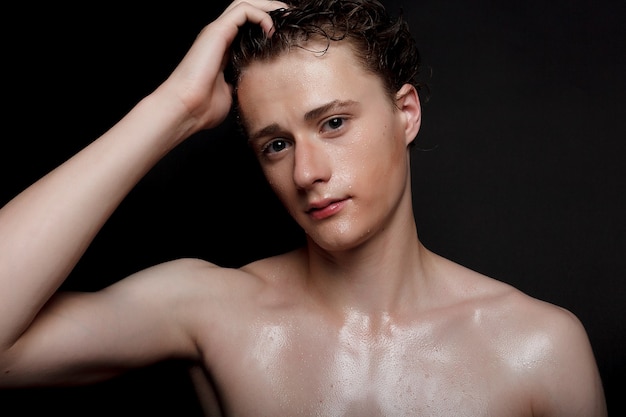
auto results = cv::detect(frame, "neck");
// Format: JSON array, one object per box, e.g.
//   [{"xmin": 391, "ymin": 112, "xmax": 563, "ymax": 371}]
[{"xmin": 304, "ymin": 205, "xmax": 430, "ymax": 316}]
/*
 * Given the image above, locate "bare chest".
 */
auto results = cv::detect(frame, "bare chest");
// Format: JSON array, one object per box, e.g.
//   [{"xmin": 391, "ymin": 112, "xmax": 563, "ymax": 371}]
[{"xmin": 204, "ymin": 317, "xmax": 526, "ymax": 416}]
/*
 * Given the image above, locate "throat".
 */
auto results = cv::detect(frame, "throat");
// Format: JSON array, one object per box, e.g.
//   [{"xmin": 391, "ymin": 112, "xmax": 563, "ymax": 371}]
[{"xmin": 305, "ymin": 238, "xmax": 428, "ymax": 314}]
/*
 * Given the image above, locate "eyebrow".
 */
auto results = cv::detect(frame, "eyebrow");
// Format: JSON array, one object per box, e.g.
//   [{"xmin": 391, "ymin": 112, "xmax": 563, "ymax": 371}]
[
  {"xmin": 247, "ymin": 99, "xmax": 358, "ymax": 143},
  {"xmin": 304, "ymin": 99, "xmax": 358, "ymax": 122}
]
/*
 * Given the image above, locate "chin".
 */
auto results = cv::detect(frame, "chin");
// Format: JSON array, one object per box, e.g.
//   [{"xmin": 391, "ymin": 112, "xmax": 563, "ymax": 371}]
[{"xmin": 305, "ymin": 226, "xmax": 374, "ymax": 253}]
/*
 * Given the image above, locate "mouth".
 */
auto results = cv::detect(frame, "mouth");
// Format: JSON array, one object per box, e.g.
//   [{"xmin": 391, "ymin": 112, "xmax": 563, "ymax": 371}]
[{"xmin": 306, "ymin": 198, "xmax": 349, "ymax": 220}]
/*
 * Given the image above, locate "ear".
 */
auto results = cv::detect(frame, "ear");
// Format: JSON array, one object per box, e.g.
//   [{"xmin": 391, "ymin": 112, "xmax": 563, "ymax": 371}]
[{"xmin": 395, "ymin": 84, "xmax": 421, "ymax": 146}]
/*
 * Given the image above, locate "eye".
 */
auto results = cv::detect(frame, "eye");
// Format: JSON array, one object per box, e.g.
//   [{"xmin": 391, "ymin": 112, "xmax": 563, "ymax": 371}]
[
  {"xmin": 321, "ymin": 117, "xmax": 345, "ymax": 133},
  {"xmin": 261, "ymin": 138, "xmax": 292, "ymax": 155}
]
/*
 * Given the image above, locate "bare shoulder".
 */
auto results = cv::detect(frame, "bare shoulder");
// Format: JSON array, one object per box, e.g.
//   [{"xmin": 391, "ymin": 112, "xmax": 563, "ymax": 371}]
[
  {"xmin": 432, "ymin": 254, "xmax": 607, "ymax": 416},
  {"xmin": 490, "ymin": 284, "xmax": 606, "ymax": 416},
  {"xmin": 147, "ymin": 250, "xmax": 306, "ymax": 314},
  {"xmin": 239, "ymin": 247, "xmax": 306, "ymax": 277},
  {"xmin": 430, "ymin": 252, "xmax": 587, "ymax": 334},
  {"xmin": 107, "ymin": 257, "xmax": 276, "ymax": 330},
  {"xmin": 437, "ymin": 254, "xmax": 595, "ymax": 360},
  {"xmin": 126, "ymin": 250, "xmax": 308, "ymax": 318},
  {"xmin": 133, "ymin": 256, "xmax": 271, "ymax": 293}
]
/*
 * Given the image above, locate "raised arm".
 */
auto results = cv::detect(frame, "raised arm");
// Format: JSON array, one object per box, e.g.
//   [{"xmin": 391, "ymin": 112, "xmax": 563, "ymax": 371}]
[{"xmin": 0, "ymin": 0, "xmax": 285, "ymax": 386}]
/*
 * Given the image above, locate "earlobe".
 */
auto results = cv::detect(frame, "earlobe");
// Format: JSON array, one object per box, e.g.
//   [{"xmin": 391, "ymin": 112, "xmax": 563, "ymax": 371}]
[{"xmin": 395, "ymin": 84, "xmax": 421, "ymax": 145}]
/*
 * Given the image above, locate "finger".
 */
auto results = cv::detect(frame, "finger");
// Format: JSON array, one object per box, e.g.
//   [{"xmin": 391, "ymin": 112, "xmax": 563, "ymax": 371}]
[
  {"xmin": 224, "ymin": 0, "xmax": 289, "ymax": 13},
  {"xmin": 222, "ymin": 0, "xmax": 288, "ymax": 36}
]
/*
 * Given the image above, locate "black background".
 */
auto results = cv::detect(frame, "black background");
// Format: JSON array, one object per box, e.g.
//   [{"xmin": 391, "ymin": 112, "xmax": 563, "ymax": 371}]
[{"xmin": 1, "ymin": 0, "xmax": 624, "ymax": 415}]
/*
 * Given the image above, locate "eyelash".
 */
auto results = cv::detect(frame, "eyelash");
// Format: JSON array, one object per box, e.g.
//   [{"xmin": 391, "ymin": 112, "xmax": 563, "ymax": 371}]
[
  {"xmin": 259, "ymin": 116, "xmax": 349, "ymax": 157},
  {"xmin": 322, "ymin": 117, "xmax": 345, "ymax": 132},
  {"xmin": 261, "ymin": 139, "xmax": 292, "ymax": 155}
]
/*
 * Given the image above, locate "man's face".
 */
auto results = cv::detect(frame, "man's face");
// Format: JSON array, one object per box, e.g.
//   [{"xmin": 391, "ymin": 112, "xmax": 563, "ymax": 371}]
[{"xmin": 237, "ymin": 41, "xmax": 418, "ymax": 251}]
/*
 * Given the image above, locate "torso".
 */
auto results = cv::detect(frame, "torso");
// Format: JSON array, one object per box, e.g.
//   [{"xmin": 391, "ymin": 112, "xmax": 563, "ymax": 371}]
[{"xmin": 185, "ymin": 249, "xmax": 557, "ymax": 416}]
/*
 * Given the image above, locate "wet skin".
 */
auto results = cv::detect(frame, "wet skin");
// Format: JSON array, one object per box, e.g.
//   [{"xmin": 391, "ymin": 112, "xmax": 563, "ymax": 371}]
[
  {"xmin": 184, "ymin": 41, "xmax": 604, "ymax": 416},
  {"xmin": 0, "ymin": 2, "xmax": 606, "ymax": 415}
]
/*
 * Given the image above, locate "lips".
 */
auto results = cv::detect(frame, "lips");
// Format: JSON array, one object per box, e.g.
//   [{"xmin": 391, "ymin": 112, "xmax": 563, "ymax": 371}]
[{"xmin": 306, "ymin": 198, "xmax": 348, "ymax": 220}]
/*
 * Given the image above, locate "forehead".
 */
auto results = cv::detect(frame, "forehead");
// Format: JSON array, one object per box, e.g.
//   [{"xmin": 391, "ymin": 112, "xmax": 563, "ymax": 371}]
[{"xmin": 236, "ymin": 41, "xmax": 387, "ymax": 130}]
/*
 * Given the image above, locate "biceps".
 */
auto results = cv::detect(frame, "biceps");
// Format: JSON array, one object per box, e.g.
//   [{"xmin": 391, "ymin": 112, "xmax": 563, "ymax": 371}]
[{"xmin": 3, "ymin": 288, "xmax": 194, "ymax": 387}]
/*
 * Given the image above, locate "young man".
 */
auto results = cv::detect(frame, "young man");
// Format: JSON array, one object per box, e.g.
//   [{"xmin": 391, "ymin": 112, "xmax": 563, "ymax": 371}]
[{"xmin": 0, "ymin": 0, "xmax": 607, "ymax": 415}]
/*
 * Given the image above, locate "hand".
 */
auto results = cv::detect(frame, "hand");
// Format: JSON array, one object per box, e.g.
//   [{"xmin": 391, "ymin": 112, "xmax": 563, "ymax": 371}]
[{"xmin": 157, "ymin": 0, "xmax": 288, "ymax": 134}]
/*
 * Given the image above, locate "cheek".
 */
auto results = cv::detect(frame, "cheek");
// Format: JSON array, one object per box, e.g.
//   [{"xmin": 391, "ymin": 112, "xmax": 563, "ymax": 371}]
[
  {"xmin": 263, "ymin": 167, "xmax": 284, "ymax": 193},
  {"xmin": 351, "ymin": 125, "xmax": 403, "ymax": 182},
  {"xmin": 262, "ymin": 166, "xmax": 296, "ymax": 209}
]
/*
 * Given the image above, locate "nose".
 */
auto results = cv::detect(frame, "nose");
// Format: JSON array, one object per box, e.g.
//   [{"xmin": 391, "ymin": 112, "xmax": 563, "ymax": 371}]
[{"xmin": 293, "ymin": 138, "xmax": 331, "ymax": 189}]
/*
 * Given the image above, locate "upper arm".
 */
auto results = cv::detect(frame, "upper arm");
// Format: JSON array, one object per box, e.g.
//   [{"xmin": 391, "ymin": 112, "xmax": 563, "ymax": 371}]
[
  {"xmin": 1, "ymin": 258, "xmax": 217, "ymax": 387},
  {"xmin": 529, "ymin": 306, "xmax": 607, "ymax": 417}
]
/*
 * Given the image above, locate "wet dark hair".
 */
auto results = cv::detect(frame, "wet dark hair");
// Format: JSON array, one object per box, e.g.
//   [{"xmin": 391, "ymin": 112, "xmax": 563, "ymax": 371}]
[{"xmin": 227, "ymin": 0, "xmax": 425, "ymax": 125}]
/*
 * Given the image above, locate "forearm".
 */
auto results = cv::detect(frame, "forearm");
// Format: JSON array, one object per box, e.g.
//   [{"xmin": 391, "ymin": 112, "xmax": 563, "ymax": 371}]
[
  {"xmin": 0, "ymin": 91, "xmax": 194, "ymax": 348},
  {"xmin": 0, "ymin": 0, "xmax": 285, "ymax": 378}
]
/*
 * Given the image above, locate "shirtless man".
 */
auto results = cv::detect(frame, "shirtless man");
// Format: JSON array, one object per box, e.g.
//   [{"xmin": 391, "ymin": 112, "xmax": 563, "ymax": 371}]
[{"xmin": 0, "ymin": 0, "xmax": 607, "ymax": 415}]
